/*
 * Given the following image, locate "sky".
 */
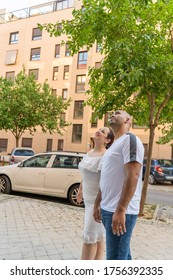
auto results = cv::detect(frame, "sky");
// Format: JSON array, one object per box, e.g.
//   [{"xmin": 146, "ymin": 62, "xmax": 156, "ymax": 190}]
[{"xmin": 0, "ymin": 0, "xmax": 50, "ymax": 12}]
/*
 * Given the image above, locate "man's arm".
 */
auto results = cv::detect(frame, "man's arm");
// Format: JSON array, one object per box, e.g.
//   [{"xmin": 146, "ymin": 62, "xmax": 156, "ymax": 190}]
[{"xmin": 112, "ymin": 161, "xmax": 142, "ymax": 235}]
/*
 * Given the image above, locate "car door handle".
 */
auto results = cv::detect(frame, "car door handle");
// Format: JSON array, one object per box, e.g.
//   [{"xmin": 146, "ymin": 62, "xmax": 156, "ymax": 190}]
[
  {"xmin": 38, "ymin": 172, "xmax": 45, "ymax": 175},
  {"xmin": 67, "ymin": 172, "xmax": 75, "ymax": 176}
]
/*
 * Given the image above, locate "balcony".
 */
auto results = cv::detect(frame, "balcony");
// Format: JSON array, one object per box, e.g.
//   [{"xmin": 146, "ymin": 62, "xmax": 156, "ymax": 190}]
[{"xmin": 0, "ymin": 0, "xmax": 74, "ymax": 24}]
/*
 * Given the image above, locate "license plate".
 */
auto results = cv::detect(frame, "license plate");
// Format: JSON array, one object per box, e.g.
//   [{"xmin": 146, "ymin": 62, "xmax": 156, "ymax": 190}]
[{"xmin": 165, "ymin": 176, "xmax": 173, "ymax": 180}]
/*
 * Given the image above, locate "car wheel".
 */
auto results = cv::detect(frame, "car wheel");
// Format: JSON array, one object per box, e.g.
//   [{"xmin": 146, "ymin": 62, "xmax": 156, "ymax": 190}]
[
  {"xmin": 0, "ymin": 175, "xmax": 11, "ymax": 194},
  {"xmin": 68, "ymin": 184, "xmax": 84, "ymax": 207},
  {"xmin": 148, "ymin": 174, "xmax": 156, "ymax": 185}
]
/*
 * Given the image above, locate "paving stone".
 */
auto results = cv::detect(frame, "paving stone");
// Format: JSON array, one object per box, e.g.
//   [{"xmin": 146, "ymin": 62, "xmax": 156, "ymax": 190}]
[{"xmin": 0, "ymin": 193, "xmax": 173, "ymax": 260}]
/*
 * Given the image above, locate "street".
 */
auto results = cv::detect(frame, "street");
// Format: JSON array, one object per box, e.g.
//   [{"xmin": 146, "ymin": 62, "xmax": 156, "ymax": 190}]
[
  {"xmin": 11, "ymin": 181, "xmax": 173, "ymax": 208},
  {"xmin": 147, "ymin": 182, "xmax": 173, "ymax": 206}
]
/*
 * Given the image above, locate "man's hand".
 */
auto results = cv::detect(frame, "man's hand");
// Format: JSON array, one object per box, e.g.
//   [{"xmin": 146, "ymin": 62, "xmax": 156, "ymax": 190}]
[{"xmin": 112, "ymin": 207, "xmax": 126, "ymax": 236}]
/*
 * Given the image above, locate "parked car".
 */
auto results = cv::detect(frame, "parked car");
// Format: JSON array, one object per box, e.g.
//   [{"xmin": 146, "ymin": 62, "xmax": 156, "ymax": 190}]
[
  {"xmin": 143, "ymin": 158, "xmax": 173, "ymax": 185},
  {"xmin": 8, "ymin": 147, "xmax": 35, "ymax": 165},
  {"xmin": 0, "ymin": 152, "xmax": 84, "ymax": 207}
]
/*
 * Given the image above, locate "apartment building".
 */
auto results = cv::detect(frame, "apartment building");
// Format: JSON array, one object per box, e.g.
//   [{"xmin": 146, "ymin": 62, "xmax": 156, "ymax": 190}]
[{"xmin": 0, "ymin": 0, "xmax": 172, "ymax": 158}]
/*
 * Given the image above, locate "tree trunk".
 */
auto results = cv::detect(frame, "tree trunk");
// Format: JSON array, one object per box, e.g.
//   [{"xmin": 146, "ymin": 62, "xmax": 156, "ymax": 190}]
[
  {"xmin": 15, "ymin": 136, "xmax": 19, "ymax": 147},
  {"xmin": 139, "ymin": 125, "xmax": 155, "ymax": 216}
]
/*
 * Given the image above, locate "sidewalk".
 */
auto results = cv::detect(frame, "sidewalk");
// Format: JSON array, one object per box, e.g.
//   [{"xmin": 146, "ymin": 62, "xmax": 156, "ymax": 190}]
[{"xmin": 0, "ymin": 193, "xmax": 173, "ymax": 260}]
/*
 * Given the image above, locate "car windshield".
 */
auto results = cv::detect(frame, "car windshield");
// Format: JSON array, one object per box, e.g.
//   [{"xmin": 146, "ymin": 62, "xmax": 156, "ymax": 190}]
[{"xmin": 14, "ymin": 150, "xmax": 34, "ymax": 156}]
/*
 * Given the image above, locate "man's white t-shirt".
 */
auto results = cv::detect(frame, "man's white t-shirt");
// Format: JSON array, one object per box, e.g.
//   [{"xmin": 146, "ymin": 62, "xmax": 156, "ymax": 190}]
[{"xmin": 100, "ymin": 132, "xmax": 144, "ymax": 214}]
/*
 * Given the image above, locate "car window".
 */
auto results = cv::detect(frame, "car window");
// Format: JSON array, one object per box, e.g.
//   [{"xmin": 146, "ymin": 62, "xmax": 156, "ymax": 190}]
[
  {"xmin": 64, "ymin": 157, "xmax": 77, "ymax": 168},
  {"xmin": 159, "ymin": 159, "xmax": 173, "ymax": 166},
  {"xmin": 52, "ymin": 155, "xmax": 82, "ymax": 169},
  {"xmin": 23, "ymin": 155, "xmax": 51, "ymax": 168},
  {"xmin": 14, "ymin": 149, "xmax": 34, "ymax": 156},
  {"xmin": 52, "ymin": 156, "xmax": 62, "ymax": 168}
]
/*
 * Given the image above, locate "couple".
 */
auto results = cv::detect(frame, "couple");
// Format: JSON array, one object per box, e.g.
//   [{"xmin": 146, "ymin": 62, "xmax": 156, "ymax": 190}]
[{"xmin": 77, "ymin": 110, "xmax": 144, "ymax": 260}]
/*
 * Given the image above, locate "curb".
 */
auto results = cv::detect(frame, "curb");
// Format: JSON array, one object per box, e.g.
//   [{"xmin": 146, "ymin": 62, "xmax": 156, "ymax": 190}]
[{"xmin": 153, "ymin": 204, "xmax": 160, "ymax": 220}]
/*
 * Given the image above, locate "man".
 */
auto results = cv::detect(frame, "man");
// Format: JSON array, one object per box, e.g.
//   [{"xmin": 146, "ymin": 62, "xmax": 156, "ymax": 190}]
[{"xmin": 94, "ymin": 110, "xmax": 144, "ymax": 260}]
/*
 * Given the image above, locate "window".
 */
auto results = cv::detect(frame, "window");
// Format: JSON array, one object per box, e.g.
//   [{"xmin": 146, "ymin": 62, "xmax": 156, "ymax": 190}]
[
  {"xmin": 56, "ymin": 0, "xmax": 74, "ymax": 10},
  {"xmin": 65, "ymin": 43, "xmax": 71, "ymax": 56},
  {"xmin": 91, "ymin": 113, "xmax": 98, "ymax": 128},
  {"xmin": 132, "ymin": 122, "xmax": 147, "ymax": 129},
  {"xmin": 22, "ymin": 138, "xmax": 33, "ymax": 148},
  {"xmin": 96, "ymin": 43, "xmax": 102, "ymax": 52},
  {"xmin": 76, "ymin": 75, "xmax": 86, "ymax": 93},
  {"xmin": 95, "ymin": 62, "xmax": 101, "ymax": 68},
  {"xmin": 56, "ymin": 23, "xmax": 62, "ymax": 32},
  {"xmin": 60, "ymin": 113, "xmax": 66, "ymax": 127},
  {"xmin": 30, "ymin": 48, "xmax": 41, "ymax": 60},
  {"xmin": 32, "ymin": 28, "xmax": 42, "ymax": 40},
  {"xmin": 52, "ymin": 155, "xmax": 61, "ymax": 168},
  {"xmin": 52, "ymin": 155, "xmax": 79, "ymax": 169},
  {"xmin": 53, "ymin": 67, "xmax": 59, "ymax": 80},
  {"xmin": 52, "ymin": 89, "xmax": 57, "ymax": 95},
  {"xmin": 23, "ymin": 154, "xmax": 51, "ymax": 168},
  {"xmin": 57, "ymin": 139, "xmax": 64, "ymax": 151},
  {"xmin": 9, "ymin": 32, "xmax": 19, "ymax": 44},
  {"xmin": 0, "ymin": 138, "xmax": 8, "ymax": 152},
  {"xmin": 5, "ymin": 50, "xmax": 18, "ymax": 65},
  {"xmin": 72, "ymin": 124, "xmax": 83, "ymax": 143},
  {"xmin": 143, "ymin": 144, "xmax": 148, "ymax": 157},
  {"xmin": 104, "ymin": 113, "xmax": 112, "ymax": 126},
  {"xmin": 55, "ymin": 44, "xmax": 60, "ymax": 58},
  {"xmin": 63, "ymin": 65, "xmax": 69, "ymax": 80},
  {"xmin": 6, "ymin": 71, "xmax": 15, "ymax": 81},
  {"xmin": 81, "ymin": 6, "xmax": 86, "ymax": 13},
  {"xmin": 73, "ymin": 101, "xmax": 84, "ymax": 119},
  {"xmin": 46, "ymin": 139, "xmax": 53, "ymax": 152},
  {"xmin": 62, "ymin": 89, "xmax": 68, "ymax": 99},
  {"xmin": 29, "ymin": 69, "xmax": 39, "ymax": 80},
  {"xmin": 77, "ymin": 51, "xmax": 88, "ymax": 69}
]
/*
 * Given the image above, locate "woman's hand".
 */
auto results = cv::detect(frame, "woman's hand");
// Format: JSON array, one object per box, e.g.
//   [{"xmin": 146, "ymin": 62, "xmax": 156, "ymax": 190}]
[
  {"xmin": 77, "ymin": 183, "xmax": 83, "ymax": 203},
  {"xmin": 93, "ymin": 189, "xmax": 102, "ymax": 223}
]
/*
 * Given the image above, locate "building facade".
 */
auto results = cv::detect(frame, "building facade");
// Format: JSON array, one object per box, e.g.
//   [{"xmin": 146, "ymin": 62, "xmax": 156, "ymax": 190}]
[{"xmin": 0, "ymin": 0, "xmax": 172, "ymax": 158}]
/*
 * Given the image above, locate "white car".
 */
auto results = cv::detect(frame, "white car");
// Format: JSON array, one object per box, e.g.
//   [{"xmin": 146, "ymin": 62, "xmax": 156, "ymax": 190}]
[
  {"xmin": 0, "ymin": 152, "xmax": 84, "ymax": 207},
  {"xmin": 8, "ymin": 147, "xmax": 35, "ymax": 165}
]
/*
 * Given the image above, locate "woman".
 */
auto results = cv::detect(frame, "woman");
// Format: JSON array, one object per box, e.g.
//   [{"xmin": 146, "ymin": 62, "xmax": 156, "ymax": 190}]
[{"xmin": 77, "ymin": 127, "xmax": 114, "ymax": 260}]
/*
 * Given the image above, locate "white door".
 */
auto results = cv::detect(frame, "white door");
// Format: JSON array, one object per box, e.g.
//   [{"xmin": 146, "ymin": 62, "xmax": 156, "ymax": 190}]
[
  {"xmin": 12, "ymin": 154, "xmax": 52, "ymax": 194},
  {"xmin": 44, "ymin": 155, "xmax": 81, "ymax": 197}
]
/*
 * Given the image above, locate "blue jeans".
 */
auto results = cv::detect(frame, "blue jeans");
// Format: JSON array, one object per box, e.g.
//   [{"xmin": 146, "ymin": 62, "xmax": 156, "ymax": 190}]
[{"xmin": 101, "ymin": 209, "xmax": 138, "ymax": 260}]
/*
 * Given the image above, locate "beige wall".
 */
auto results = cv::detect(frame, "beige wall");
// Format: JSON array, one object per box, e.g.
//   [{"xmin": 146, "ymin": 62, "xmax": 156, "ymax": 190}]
[{"xmin": 0, "ymin": 0, "xmax": 172, "ymax": 158}]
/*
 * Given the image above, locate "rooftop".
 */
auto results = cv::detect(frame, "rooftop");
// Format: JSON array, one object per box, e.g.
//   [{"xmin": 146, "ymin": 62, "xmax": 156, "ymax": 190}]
[{"xmin": 0, "ymin": 0, "xmax": 74, "ymax": 24}]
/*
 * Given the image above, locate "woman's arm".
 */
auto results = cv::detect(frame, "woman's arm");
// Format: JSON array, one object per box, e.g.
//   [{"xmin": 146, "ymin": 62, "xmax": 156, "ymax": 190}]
[
  {"xmin": 77, "ymin": 182, "xmax": 83, "ymax": 203},
  {"xmin": 93, "ymin": 189, "xmax": 102, "ymax": 223}
]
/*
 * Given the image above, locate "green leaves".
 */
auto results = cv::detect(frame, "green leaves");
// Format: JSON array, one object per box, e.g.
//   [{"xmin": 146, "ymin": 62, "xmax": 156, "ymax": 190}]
[
  {"xmin": 0, "ymin": 67, "xmax": 71, "ymax": 145},
  {"xmin": 40, "ymin": 0, "xmax": 173, "ymax": 143}
]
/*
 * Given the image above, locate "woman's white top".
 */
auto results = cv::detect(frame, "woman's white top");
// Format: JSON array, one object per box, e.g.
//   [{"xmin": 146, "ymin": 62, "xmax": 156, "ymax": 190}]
[{"xmin": 78, "ymin": 153, "xmax": 105, "ymax": 244}]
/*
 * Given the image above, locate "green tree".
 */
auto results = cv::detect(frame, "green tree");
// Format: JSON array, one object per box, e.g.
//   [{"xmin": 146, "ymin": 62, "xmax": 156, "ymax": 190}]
[
  {"xmin": 0, "ymin": 67, "xmax": 71, "ymax": 147},
  {"xmin": 40, "ymin": 0, "xmax": 173, "ymax": 214}
]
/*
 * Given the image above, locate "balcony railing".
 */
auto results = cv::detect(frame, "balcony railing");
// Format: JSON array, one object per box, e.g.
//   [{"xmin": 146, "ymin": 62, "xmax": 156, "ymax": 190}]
[{"xmin": 0, "ymin": 0, "xmax": 74, "ymax": 24}]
